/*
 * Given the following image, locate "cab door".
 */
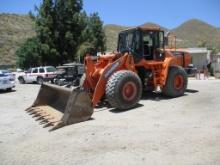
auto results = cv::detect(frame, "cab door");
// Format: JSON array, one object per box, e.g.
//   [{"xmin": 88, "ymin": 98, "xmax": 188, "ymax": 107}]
[{"xmin": 142, "ymin": 30, "xmax": 165, "ymax": 61}]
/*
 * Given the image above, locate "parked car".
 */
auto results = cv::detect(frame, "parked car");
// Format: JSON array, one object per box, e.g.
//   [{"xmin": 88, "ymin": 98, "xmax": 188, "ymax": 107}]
[
  {"xmin": 0, "ymin": 73, "xmax": 15, "ymax": 91},
  {"xmin": 53, "ymin": 63, "xmax": 84, "ymax": 87},
  {"xmin": 18, "ymin": 66, "xmax": 57, "ymax": 84},
  {"xmin": 0, "ymin": 70, "xmax": 16, "ymax": 81}
]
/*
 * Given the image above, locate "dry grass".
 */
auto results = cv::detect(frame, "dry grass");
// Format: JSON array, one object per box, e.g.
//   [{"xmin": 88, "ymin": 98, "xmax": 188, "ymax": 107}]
[{"xmin": 0, "ymin": 14, "xmax": 35, "ymax": 65}]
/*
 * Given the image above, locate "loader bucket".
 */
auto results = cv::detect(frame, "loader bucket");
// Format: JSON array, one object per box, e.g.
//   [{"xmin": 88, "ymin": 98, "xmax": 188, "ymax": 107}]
[{"xmin": 25, "ymin": 83, "xmax": 93, "ymax": 131}]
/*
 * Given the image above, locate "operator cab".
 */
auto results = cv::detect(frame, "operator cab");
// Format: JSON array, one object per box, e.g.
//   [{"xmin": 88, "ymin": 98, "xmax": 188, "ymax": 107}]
[{"xmin": 117, "ymin": 25, "xmax": 165, "ymax": 62}]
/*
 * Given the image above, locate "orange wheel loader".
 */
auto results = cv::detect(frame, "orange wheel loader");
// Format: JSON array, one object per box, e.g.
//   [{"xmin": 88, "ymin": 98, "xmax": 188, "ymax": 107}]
[{"xmin": 25, "ymin": 25, "xmax": 191, "ymax": 131}]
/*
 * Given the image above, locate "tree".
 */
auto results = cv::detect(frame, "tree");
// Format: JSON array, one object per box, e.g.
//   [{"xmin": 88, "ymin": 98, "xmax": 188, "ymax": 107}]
[
  {"xmin": 54, "ymin": 0, "xmax": 87, "ymax": 63},
  {"xmin": 28, "ymin": 11, "xmax": 35, "ymax": 20},
  {"xmin": 83, "ymin": 13, "xmax": 106, "ymax": 54},
  {"xmin": 35, "ymin": 0, "xmax": 59, "ymax": 65},
  {"xmin": 17, "ymin": 0, "xmax": 106, "ymax": 68},
  {"xmin": 35, "ymin": 0, "xmax": 87, "ymax": 64},
  {"xmin": 16, "ymin": 37, "xmax": 41, "ymax": 69},
  {"xmin": 76, "ymin": 41, "xmax": 94, "ymax": 62}
]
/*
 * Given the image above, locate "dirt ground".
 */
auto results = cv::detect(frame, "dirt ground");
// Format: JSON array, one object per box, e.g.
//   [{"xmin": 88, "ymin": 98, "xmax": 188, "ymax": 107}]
[{"xmin": 0, "ymin": 80, "xmax": 220, "ymax": 165}]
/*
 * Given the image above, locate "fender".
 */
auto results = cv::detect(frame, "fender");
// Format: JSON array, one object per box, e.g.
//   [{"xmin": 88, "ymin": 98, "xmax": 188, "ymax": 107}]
[
  {"xmin": 162, "ymin": 51, "xmax": 182, "ymax": 85},
  {"xmin": 91, "ymin": 53, "xmax": 136, "ymax": 106}
]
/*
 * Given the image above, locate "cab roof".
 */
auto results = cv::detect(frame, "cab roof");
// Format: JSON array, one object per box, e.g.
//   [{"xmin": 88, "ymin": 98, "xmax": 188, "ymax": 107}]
[{"xmin": 122, "ymin": 24, "xmax": 162, "ymax": 33}]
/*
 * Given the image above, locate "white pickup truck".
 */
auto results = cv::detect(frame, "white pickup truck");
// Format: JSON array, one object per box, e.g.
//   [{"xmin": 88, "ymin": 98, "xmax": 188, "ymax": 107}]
[{"xmin": 18, "ymin": 66, "xmax": 57, "ymax": 84}]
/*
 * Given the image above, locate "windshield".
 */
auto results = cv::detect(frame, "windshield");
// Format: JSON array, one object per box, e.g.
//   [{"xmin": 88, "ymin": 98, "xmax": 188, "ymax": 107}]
[
  {"xmin": 118, "ymin": 32, "xmax": 133, "ymax": 52},
  {"xmin": 46, "ymin": 67, "xmax": 56, "ymax": 72},
  {"xmin": 118, "ymin": 30, "xmax": 141, "ymax": 55}
]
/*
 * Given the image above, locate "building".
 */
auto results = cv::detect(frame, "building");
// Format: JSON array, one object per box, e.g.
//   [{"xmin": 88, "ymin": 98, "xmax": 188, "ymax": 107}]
[{"xmin": 184, "ymin": 48, "xmax": 211, "ymax": 70}]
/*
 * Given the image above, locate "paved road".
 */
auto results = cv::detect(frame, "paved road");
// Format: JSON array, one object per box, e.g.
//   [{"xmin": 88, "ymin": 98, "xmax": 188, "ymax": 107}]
[{"xmin": 0, "ymin": 80, "xmax": 220, "ymax": 165}]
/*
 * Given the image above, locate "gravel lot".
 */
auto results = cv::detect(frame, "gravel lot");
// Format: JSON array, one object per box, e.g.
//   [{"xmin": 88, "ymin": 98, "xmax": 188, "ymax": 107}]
[{"xmin": 0, "ymin": 80, "xmax": 220, "ymax": 165}]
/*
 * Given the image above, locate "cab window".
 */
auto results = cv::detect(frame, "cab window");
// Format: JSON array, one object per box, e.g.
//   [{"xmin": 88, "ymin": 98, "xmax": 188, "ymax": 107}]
[
  {"xmin": 143, "ymin": 31, "xmax": 154, "ymax": 58},
  {"xmin": 118, "ymin": 32, "xmax": 134, "ymax": 52},
  {"xmin": 118, "ymin": 30, "xmax": 140, "ymax": 55},
  {"xmin": 125, "ymin": 32, "xmax": 134, "ymax": 49},
  {"xmin": 159, "ymin": 31, "xmax": 164, "ymax": 48},
  {"xmin": 32, "ymin": 68, "xmax": 38, "ymax": 73},
  {"xmin": 39, "ymin": 68, "xmax": 45, "ymax": 73}
]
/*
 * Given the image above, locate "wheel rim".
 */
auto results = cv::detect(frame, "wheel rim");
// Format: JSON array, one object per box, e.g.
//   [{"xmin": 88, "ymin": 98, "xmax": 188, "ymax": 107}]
[
  {"xmin": 38, "ymin": 78, "xmax": 43, "ymax": 84},
  {"xmin": 173, "ymin": 75, "xmax": 184, "ymax": 90},
  {"xmin": 122, "ymin": 81, "xmax": 137, "ymax": 101},
  {"xmin": 19, "ymin": 78, "xmax": 24, "ymax": 83}
]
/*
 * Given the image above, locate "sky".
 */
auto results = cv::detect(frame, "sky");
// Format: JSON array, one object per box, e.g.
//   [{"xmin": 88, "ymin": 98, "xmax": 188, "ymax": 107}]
[{"xmin": 0, "ymin": 0, "xmax": 219, "ymax": 29}]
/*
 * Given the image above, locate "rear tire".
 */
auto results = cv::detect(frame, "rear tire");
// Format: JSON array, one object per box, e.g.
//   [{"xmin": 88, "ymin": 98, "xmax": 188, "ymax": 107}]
[
  {"xmin": 162, "ymin": 66, "xmax": 188, "ymax": 97},
  {"xmin": 18, "ymin": 77, "xmax": 25, "ymax": 84},
  {"xmin": 106, "ymin": 70, "xmax": 142, "ymax": 110},
  {"xmin": 37, "ymin": 77, "xmax": 44, "ymax": 85}
]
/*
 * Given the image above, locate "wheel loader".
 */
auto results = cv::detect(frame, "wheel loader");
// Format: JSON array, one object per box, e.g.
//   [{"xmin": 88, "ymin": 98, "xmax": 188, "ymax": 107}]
[{"xmin": 26, "ymin": 25, "xmax": 190, "ymax": 131}]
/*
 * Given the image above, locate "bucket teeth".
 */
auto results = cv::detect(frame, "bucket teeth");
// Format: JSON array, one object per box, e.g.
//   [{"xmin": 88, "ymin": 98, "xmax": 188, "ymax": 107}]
[
  {"xmin": 28, "ymin": 109, "xmax": 44, "ymax": 115},
  {"xmin": 32, "ymin": 111, "xmax": 46, "ymax": 117},
  {"xmin": 39, "ymin": 116, "xmax": 53, "ymax": 123},
  {"xmin": 29, "ymin": 110, "xmax": 38, "ymax": 115},
  {"xmin": 35, "ymin": 114, "xmax": 50, "ymax": 121},
  {"xmin": 49, "ymin": 121, "xmax": 64, "ymax": 132},
  {"xmin": 40, "ymin": 118, "xmax": 49, "ymax": 124},
  {"xmin": 26, "ymin": 108, "xmax": 34, "ymax": 113},
  {"xmin": 32, "ymin": 113, "xmax": 41, "ymax": 118},
  {"xmin": 35, "ymin": 116, "xmax": 44, "ymax": 121},
  {"xmin": 25, "ymin": 107, "xmax": 32, "ymax": 112},
  {"xmin": 26, "ymin": 107, "xmax": 40, "ymax": 113},
  {"xmin": 43, "ymin": 120, "xmax": 60, "ymax": 128},
  {"xmin": 43, "ymin": 122, "xmax": 53, "ymax": 128}
]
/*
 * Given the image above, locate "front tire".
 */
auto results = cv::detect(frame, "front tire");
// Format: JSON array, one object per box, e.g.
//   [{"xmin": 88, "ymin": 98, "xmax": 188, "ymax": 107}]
[
  {"xmin": 106, "ymin": 70, "xmax": 142, "ymax": 110},
  {"xmin": 7, "ymin": 88, "xmax": 12, "ymax": 92},
  {"xmin": 18, "ymin": 77, "xmax": 25, "ymax": 84},
  {"xmin": 37, "ymin": 77, "xmax": 44, "ymax": 85},
  {"xmin": 162, "ymin": 66, "xmax": 188, "ymax": 97}
]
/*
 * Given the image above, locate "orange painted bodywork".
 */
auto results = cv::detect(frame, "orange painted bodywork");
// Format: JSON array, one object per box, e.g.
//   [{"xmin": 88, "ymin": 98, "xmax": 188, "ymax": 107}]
[{"xmin": 82, "ymin": 49, "xmax": 191, "ymax": 107}]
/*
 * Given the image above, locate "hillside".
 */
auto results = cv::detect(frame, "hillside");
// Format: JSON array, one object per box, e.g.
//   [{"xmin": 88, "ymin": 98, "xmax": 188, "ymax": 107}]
[
  {"xmin": 0, "ymin": 14, "xmax": 220, "ymax": 66},
  {"xmin": 104, "ymin": 24, "xmax": 129, "ymax": 51},
  {"xmin": 0, "ymin": 14, "xmax": 35, "ymax": 65},
  {"xmin": 171, "ymin": 19, "xmax": 220, "ymax": 48},
  {"xmin": 104, "ymin": 19, "xmax": 220, "ymax": 51}
]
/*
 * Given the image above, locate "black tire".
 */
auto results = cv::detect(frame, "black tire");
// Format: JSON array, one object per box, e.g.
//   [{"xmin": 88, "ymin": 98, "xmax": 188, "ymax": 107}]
[
  {"xmin": 50, "ymin": 79, "xmax": 54, "ymax": 84},
  {"xmin": 162, "ymin": 66, "xmax": 188, "ymax": 97},
  {"xmin": 106, "ymin": 70, "xmax": 142, "ymax": 110},
  {"xmin": 18, "ymin": 77, "xmax": 25, "ymax": 84},
  {"xmin": 7, "ymin": 88, "xmax": 12, "ymax": 92},
  {"xmin": 37, "ymin": 77, "xmax": 44, "ymax": 85}
]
